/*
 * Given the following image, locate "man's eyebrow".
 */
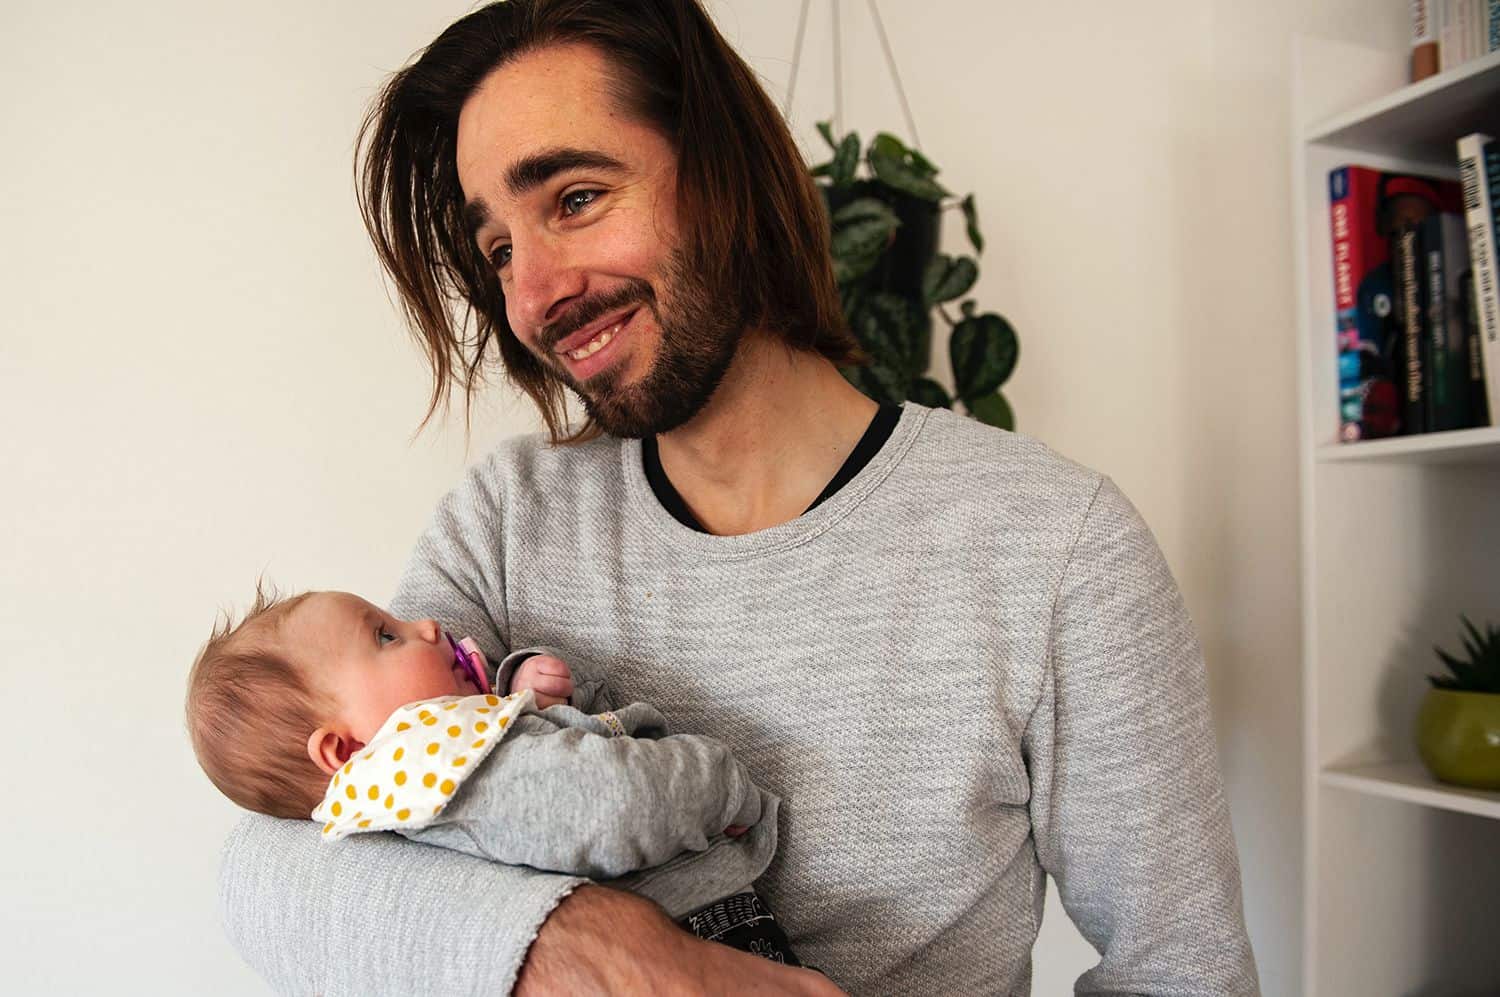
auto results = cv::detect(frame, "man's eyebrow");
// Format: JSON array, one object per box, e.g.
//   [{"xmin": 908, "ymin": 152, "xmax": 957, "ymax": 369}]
[{"xmin": 462, "ymin": 148, "xmax": 628, "ymax": 240}]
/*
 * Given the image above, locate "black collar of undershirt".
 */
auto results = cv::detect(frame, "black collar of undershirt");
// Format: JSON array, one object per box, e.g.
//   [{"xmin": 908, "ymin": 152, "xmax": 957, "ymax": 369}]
[{"xmin": 641, "ymin": 403, "xmax": 903, "ymax": 534}]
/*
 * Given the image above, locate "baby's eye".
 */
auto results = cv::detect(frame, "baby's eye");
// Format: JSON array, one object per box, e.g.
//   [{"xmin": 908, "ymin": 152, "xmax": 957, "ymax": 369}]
[{"xmin": 378, "ymin": 627, "xmax": 398, "ymax": 646}]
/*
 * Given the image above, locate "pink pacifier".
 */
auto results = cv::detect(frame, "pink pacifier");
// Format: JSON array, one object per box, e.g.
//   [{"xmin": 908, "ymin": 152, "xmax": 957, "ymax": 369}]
[{"xmin": 447, "ymin": 634, "xmax": 492, "ymax": 695}]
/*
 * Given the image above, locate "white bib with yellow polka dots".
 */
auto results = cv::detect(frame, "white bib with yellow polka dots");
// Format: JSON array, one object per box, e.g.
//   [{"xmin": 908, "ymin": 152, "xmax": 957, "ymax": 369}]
[{"xmin": 312, "ymin": 690, "xmax": 534, "ymax": 840}]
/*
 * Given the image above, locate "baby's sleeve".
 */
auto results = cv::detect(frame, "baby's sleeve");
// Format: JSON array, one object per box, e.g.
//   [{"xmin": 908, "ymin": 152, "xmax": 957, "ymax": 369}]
[{"xmin": 401, "ymin": 711, "xmax": 766, "ymax": 879}]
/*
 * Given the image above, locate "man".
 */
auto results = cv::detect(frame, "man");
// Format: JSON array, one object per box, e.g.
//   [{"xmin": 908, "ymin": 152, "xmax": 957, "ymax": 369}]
[{"xmin": 220, "ymin": 1, "xmax": 1260, "ymax": 993}]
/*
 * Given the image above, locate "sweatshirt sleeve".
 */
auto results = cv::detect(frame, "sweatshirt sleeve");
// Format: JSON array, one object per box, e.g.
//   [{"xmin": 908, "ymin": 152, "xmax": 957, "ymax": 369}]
[
  {"xmin": 217, "ymin": 470, "xmax": 585, "ymax": 997},
  {"xmin": 1024, "ymin": 476, "xmax": 1260, "ymax": 996},
  {"xmin": 219, "ymin": 813, "xmax": 584, "ymax": 996},
  {"xmin": 401, "ymin": 711, "xmax": 766, "ymax": 880}
]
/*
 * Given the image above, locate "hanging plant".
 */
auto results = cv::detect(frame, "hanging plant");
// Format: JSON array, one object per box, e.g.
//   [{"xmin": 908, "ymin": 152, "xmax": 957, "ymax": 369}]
[{"xmin": 811, "ymin": 121, "xmax": 1019, "ymax": 429}]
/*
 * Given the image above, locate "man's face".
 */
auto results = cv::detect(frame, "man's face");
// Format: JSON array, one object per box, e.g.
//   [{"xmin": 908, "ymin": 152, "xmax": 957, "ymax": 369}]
[{"xmin": 456, "ymin": 43, "xmax": 742, "ymax": 437}]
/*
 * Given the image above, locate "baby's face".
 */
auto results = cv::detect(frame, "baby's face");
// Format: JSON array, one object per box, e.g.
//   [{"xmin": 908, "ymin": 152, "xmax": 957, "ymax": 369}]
[{"xmin": 290, "ymin": 592, "xmax": 483, "ymax": 743}]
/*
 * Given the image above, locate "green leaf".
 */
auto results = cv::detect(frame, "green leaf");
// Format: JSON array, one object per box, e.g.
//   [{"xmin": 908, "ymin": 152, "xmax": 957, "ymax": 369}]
[
  {"xmin": 831, "ymin": 197, "xmax": 899, "ymax": 228},
  {"xmin": 832, "ymin": 252, "xmax": 881, "ymax": 284},
  {"xmin": 867, "ymin": 132, "xmax": 948, "ymax": 202},
  {"xmin": 829, "ymin": 198, "xmax": 899, "ymax": 284},
  {"xmin": 907, "ymin": 147, "xmax": 940, "ymax": 179},
  {"xmin": 852, "ymin": 292, "xmax": 925, "ymax": 376},
  {"xmin": 922, "ymin": 254, "xmax": 978, "ymax": 306},
  {"xmin": 966, "ymin": 391, "xmax": 1014, "ymax": 430},
  {"xmin": 841, "ymin": 363, "xmax": 909, "ymax": 407},
  {"xmin": 960, "ymin": 299, "xmax": 978, "ymax": 319},
  {"xmin": 810, "ymin": 161, "xmax": 832, "ymax": 178},
  {"xmin": 816, "ymin": 120, "xmax": 837, "ymax": 151},
  {"xmin": 907, "ymin": 377, "xmax": 952, "ymax": 409},
  {"xmin": 831, "ymin": 132, "xmax": 861, "ymax": 186},
  {"xmin": 831, "ymin": 219, "xmax": 897, "ymax": 265},
  {"xmin": 950, "ymin": 312, "xmax": 1019, "ymax": 400},
  {"xmin": 961, "ymin": 194, "xmax": 984, "ymax": 254}
]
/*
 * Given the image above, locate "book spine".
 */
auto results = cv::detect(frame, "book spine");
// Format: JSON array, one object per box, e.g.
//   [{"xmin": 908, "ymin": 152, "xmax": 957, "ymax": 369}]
[
  {"xmin": 1462, "ymin": 272, "xmax": 1492, "ymax": 425},
  {"xmin": 1458, "ymin": 134, "xmax": 1500, "ymax": 421},
  {"xmin": 1330, "ymin": 168, "xmax": 1364, "ymax": 440},
  {"xmin": 1413, "ymin": 0, "xmax": 1441, "ymax": 79},
  {"xmin": 1464, "ymin": 272, "xmax": 1488, "ymax": 422},
  {"xmin": 1394, "ymin": 223, "xmax": 1428, "ymax": 433},
  {"xmin": 1421, "ymin": 217, "xmax": 1451, "ymax": 428},
  {"xmin": 1441, "ymin": 0, "xmax": 1460, "ymax": 69},
  {"xmin": 1460, "ymin": 0, "xmax": 1474, "ymax": 64},
  {"xmin": 1491, "ymin": 0, "xmax": 1500, "ymax": 51}
]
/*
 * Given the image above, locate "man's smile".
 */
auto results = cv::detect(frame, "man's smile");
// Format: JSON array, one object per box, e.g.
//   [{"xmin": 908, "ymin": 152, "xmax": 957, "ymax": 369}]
[{"xmin": 554, "ymin": 306, "xmax": 641, "ymax": 380}]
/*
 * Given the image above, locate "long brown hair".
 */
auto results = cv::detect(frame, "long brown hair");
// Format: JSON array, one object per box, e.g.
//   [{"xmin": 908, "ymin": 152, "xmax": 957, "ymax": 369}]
[{"xmin": 356, "ymin": 0, "xmax": 863, "ymax": 444}]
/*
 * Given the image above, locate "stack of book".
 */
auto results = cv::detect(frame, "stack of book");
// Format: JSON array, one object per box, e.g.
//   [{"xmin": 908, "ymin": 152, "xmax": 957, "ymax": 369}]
[
  {"xmin": 1328, "ymin": 133, "xmax": 1500, "ymax": 442},
  {"xmin": 1411, "ymin": 0, "xmax": 1500, "ymax": 82}
]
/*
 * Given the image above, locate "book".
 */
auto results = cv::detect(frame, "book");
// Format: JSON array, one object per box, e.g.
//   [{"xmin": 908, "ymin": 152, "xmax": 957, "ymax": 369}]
[
  {"xmin": 1413, "ymin": 0, "xmax": 1440, "ymax": 80},
  {"xmin": 1458, "ymin": 133, "xmax": 1500, "ymax": 420},
  {"xmin": 1441, "ymin": 0, "xmax": 1463, "ymax": 70},
  {"xmin": 1461, "ymin": 271, "xmax": 1492, "ymax": 425},
  {"xmin": 1419, "ymin": 213, "xmax": 1473, "ymax": 430},
  {"xmin": 1393, "ymin": 223, "xmax": 1429, "ymax": 433},
  {"xmin": 1491, "ymin": 0, "xmax": 1500, "ymax": 51},
  {"xmin": 1328, "ymin": 166, "xmax": 1464, "ymax": 440}
]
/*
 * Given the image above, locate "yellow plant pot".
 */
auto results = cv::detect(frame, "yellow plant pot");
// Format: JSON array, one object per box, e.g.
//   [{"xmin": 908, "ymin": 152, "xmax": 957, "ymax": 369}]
[{"xmin": 1415, "ymin": 688, "xmax": 1500, "ymax": 790}]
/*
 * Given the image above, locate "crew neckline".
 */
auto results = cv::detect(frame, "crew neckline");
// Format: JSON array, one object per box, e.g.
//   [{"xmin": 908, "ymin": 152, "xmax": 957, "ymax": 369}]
[
  {"xmin": 642, "ymin": 403, "xmax": 902, "ymax": 533},
  {"xmin": 620, "ymin": 402, "xmax": 932, "ymax": 561}
]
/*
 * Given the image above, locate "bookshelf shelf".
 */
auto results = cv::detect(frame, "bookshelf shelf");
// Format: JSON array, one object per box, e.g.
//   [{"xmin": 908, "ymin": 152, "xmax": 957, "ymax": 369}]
[
  {"xmin": 1315, "ymin": 425, "xmax": 1500, "ymax": 463},
  {"xmin": 1320, "ymin": 760, "xmax": 1500, "ymax": 821},
  {"xmin": 1304, "ymin": 49, "xmax": 1500, "ymax": 161},
  {"xmin": 1293, "ymin": 36, "xmax": 1500, "ymax": 996}
]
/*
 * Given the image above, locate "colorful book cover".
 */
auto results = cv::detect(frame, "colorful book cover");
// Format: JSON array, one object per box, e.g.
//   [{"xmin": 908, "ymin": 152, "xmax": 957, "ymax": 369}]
[
  {"xmin": 1419, "ymin": 213, "xmax": 1472, "ymax": 430},
  {"xmin": 1328, "ymin": 166, "xmax": 1464, "ymax": 440},
  {"xmin": 1457, "ymin": 133, "xmax": 1500, "ymax": 420}
]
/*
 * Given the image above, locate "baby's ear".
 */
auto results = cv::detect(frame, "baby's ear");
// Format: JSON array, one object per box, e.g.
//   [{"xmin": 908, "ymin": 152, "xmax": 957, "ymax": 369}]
[{"xmin": 306, "ymin": 727, "xmax": 361, "ymax": 776}]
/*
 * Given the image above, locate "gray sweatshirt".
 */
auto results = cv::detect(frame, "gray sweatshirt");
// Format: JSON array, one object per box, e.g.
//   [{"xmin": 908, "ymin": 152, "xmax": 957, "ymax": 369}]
[{"xmin": 219, "ymin": 403, "xmax": 1259, "ymax": 995}]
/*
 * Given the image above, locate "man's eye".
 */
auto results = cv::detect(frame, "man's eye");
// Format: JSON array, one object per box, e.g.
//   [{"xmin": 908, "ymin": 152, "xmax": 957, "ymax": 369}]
[
  {"xmin": 561, "ymin": 189, "xmax": 599, "ymax": 216},
  {"xmin": 378, "ymin": 628, "xmax": 398, "ymax": 646}
]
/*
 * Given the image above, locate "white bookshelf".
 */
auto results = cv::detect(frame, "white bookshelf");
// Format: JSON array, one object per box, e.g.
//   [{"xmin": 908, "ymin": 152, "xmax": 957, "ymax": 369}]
[{"xmin": 1293, "ymin": 39, "xmax": 1500, "ymax": 996}]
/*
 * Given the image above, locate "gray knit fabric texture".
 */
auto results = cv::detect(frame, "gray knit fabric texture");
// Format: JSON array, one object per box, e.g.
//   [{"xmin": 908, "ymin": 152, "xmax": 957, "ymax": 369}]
[{"xmin": 219, "ymin": 403, "xmax": 1259, "ymax": 995}]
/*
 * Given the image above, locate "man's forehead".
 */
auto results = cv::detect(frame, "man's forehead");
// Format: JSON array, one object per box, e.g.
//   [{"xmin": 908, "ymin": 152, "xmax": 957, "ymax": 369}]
[{"xmin": 456, "ymin": 42, "xmax": 633, "ymax": 195}]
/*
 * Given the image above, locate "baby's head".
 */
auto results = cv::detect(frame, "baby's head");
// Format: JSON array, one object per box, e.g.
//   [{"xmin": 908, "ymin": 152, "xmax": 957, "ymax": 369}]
[{"xmin": 185, "ymin": 584, "xmax": 484, "ymax": 819}]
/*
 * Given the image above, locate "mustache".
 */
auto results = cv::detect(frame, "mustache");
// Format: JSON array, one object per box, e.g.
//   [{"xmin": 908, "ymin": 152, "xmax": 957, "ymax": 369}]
[{"xmin": 538, "ymin": 279, "xmax": 656, "ymax": 353}]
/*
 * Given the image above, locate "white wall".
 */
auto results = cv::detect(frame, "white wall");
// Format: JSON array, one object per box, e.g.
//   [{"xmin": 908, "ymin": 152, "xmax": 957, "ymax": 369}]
[{"xmin": 0, "ymin": 1, "xmax": 1407, "ymax": 993}]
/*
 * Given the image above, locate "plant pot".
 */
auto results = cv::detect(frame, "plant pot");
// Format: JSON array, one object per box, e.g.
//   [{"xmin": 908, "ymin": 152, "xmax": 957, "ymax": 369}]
[
  {"xmin": 822, "ymin": 181, "xmax": 940, "ymax": 297},
  {"xmin": 1415, "ymin": 688, "xmax": 1500, "ymax": 790}
]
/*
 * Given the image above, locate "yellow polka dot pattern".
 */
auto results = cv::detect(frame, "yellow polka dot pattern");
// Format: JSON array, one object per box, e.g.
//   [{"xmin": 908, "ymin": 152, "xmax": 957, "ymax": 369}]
[{"xmin": 311, "ymin": 689, "xmax": 534, "ymax": 841}]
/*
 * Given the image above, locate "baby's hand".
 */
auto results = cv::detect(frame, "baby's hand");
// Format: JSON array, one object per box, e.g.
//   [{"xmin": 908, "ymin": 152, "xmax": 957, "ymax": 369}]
[{"xmin": 510, "ymin": 654, "xmax": 574, "ymax": 709}]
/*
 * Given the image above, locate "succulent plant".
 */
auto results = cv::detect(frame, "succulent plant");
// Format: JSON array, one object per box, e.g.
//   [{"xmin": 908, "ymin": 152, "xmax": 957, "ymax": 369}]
[
  {"xmin": 1429, "ymin": 615, "xmax": 1500, "ymax": 693},
  {"xmin": 810, "ymin": 122, "xmax": 1019, "ymax": 429}
]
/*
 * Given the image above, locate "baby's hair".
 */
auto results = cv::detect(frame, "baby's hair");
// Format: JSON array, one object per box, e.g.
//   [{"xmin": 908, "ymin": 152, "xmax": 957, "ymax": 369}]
[{"xmin": 184, "ymin": 579, "xmax": 330, "ymax": 819}]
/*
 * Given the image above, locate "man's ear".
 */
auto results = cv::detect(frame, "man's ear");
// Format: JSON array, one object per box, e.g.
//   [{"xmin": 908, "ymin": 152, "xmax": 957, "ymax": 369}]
[{"xmin": 306, "ymin": 726, "xmax": 364, "ymax": 776}]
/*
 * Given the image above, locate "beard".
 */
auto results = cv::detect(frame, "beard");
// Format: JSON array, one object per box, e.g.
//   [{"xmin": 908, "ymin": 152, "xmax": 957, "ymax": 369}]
[{"xmin": 535, "ymin": 249, "xmax": 742, "ymax": 439}]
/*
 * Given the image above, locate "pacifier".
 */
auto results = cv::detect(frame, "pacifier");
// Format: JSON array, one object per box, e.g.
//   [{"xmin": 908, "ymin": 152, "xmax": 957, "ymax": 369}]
[{"xmin": 447, "ymin": 634, "xmax": 492, "ymax": 695}]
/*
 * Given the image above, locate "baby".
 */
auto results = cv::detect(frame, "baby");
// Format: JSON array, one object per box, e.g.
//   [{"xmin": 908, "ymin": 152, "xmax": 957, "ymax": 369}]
[{"xmin": 186, "ymin": 585, "xmax": 804, "ymax": 966}]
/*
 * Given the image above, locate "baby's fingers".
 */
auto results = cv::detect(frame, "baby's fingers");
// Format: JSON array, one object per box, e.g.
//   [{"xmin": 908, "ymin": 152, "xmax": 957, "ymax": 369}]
[{"xmin": 520, "ymin": 672, "xmax": 574, "ymax": 701}]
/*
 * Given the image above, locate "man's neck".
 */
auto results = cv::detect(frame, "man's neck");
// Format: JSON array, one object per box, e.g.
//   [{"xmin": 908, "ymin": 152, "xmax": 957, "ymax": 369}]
[{"xmin": 653, "ymin": 333, "xmax": 878, "ymax": 536}]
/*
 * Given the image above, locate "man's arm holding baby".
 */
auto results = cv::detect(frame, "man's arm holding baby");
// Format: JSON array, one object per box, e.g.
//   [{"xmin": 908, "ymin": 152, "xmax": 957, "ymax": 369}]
[{"xmin": 217, "ymin": 485, "xmax": 838, "ymax": 995}]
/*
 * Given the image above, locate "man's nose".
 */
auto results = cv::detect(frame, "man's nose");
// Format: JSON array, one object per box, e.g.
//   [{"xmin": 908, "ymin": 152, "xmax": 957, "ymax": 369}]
[{"xmin": 506, "ymin": 234, "xmax": 585, "ymax": 339}]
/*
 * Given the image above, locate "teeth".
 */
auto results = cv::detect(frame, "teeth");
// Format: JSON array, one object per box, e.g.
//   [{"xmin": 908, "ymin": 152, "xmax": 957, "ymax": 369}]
[{"xmin": 566, "ymin": 323, "xmax": 620, "ymax": 361}]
